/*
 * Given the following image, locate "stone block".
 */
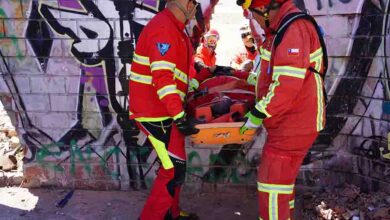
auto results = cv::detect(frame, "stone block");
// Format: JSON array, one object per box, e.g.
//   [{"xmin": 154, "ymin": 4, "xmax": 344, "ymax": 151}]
[
  {"xmin": 21, "ymin": 94, "xmax": 50, "ymax": 111},
  {"xmin": 30, "ymin": 76, "xmax": 66, "ymax": 93},
  {"xmin": 0, "ymin": 38, "xmax": 26, "ymax": 57},
  {"xmin": 49, "ymin": 94, "xmax": 78, "ymax": 112},
  {"xmin": 0, "ymin": 0, "xmax": 23, "ymax": 18}
]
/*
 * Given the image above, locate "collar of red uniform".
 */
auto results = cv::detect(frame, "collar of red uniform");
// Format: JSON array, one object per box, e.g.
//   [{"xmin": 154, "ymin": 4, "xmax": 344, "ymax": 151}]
[
  {"xmin": 265, "ymin": 1, "xmax": 299, "ymax": 35},
  {"xmin": 162, "ymin": 8, "xmax": 186, "ymax": 31}
]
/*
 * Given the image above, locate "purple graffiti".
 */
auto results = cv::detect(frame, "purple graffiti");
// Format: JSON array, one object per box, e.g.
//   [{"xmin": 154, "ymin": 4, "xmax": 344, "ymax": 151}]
[
  {"xmin": 142, "ymin": 0, "xmax": 159, "ymax": 9},
  {"xmin": 80, "ymin": 65, "xmax": 109, "ymax": 102},
  {"xmin": 58, "ymin": 0, "xmax": 83, "ymax": 10}
]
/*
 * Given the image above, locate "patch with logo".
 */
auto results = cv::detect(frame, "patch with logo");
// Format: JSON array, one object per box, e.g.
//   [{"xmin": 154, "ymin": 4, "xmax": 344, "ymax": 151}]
[
  {"xmin": 157, "ymin": 43, "xmax": 171, "ymax": 56},
  {"xmin": 287, "ymin": 48, "xmax": 300, "ymax": 56}
]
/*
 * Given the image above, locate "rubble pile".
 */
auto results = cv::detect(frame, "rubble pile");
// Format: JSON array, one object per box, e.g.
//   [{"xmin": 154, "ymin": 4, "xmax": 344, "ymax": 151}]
[
  {"xmin": 302, "ymin": 184, "xmax": 390, "ymax": 220},
  {"xmin": 0, "ymin": 107, "xmax": 23, "ymax": 172}
]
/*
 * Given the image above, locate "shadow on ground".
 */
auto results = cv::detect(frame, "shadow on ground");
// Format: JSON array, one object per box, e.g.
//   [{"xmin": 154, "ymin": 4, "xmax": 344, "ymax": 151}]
[{"xmin": 0, "ymin": 186, "xmax": 259, "ymax": 220}]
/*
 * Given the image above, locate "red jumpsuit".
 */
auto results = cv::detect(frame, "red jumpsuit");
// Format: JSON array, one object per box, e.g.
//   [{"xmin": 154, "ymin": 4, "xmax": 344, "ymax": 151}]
[
  {"xmin": 231, "ymin": 46, "xmax": 259, "ymax": 70},
  {"xmin": 193, "ymin": 45, "xmax": 216, "ymax": 72},
  {"xmin": 129, "ymin": 8, "xmax": 192, "ymax": 220},
  {"xmin": 254, "ymin": 2, "xmax": 326, "ymax": 219}
]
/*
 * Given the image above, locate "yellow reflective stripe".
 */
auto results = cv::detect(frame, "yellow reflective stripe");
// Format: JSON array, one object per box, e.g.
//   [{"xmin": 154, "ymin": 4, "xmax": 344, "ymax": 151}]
[
  {"xmin": 189, "ymin": 78, "xmax": 199, "ymax": 90},
  {"xmin": 260, "ymin": 47, "xmax": 271, "ymax": 61},
  {"xmin": 157, "ymin": 85, "xmax": 178, "ymax": 99},
  {"xmin": 129, "ymin": 71, "xmax": 152, "ymax": 84},
  {"xmin": 310, "ymin": 48, "xmax": 322, "ymax": 63},
  {"xmin": 134, "ymin": 116, "xmax": 171, "ymax": 122},
  {"xmin": 270, "ymin": 193, "xmax": 278, "ymax": 220},
  {"xmin": 273, "ymin": 66, "xmax": 306, "ymax": 79},
  {"xmin": 173, "ymin": 111, "xmax": 184, "ymax": 120},
  {"xmin": 177, "ymin": 90, "xmax": 186, "ymax": 101},
  {"xmin": 255, "ymin": 72, "xmax": 282, "ymax": 118},
  {"xmin": 315, "ymin": 58, "xmax": 322, "ymax": 73},
  {"xmin": 133, "ymin": 53, "xmax": 150, "ymax": 66},
  {"xmin": 150, "ymin": 61, "xmax": 176, "ymax": 72},
  {"xmin": 289, "ymin": 200, "xmax": 295, "ymax": 209},
  {"xmin": 314, "ymin": 73, "xmax": 324, "ymax": 131},
  {"xmin": 255, "ymin": 102, "xmax": 271, "ymax": 118},
  {"xmin": 257, "ymin": 182, "xmax": 294, "ymax": 194},
  {"xmin": 147, "ymin": 135, "xmax": 173, "ymax": 169},
  {"xmin": 174, "ymin": 68, "xmax": 188, "ymax": 84}
]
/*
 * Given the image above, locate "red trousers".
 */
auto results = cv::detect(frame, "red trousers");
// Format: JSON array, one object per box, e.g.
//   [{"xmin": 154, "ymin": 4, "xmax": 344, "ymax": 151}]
[
  {"xmin": 136, "ymin": 120, "xmax": 186, "ymax": 220},
  {"xmin": 258, "ymin": 133, "xmax": 318, "ymax": 220}
]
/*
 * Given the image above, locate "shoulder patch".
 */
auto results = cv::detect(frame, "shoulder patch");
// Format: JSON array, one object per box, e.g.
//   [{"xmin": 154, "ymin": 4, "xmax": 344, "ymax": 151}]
[{"xmin": 157, "ymin": 43, "xmax": 171, "ymax": 56}]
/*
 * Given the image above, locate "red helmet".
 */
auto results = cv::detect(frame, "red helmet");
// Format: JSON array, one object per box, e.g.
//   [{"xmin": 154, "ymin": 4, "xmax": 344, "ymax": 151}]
[
  {"xmin": 203, "ymin": 29, "xmax": 219, "ymax": 49},
  {"xmin": 204, "ymin": 29, "xmax": 220, "ymax": 41},
  {"xmin": 239, "ymin": 0, "xmax": 289, "ymax": 10}
]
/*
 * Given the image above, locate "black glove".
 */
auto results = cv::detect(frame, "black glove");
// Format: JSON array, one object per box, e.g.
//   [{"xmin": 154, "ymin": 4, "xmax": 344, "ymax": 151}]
[
  {"xmin": 174, "ymin": 115, "xmax": 200, "ymax": 136},
  {"xmin": 214, "ymin": 65, "xmax": 234, "ymax": 76}
]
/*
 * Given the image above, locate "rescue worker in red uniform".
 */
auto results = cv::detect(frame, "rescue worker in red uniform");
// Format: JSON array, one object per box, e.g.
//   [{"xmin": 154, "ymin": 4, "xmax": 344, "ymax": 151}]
[
  {"xmin": 238, "ymin": 0, "xmax": 326, "ymax": 219},
  {"xmin": 129, "ymin": 0, "xmax": 200, "ymax": 219},
  {"xmin": 193, "ymin": 29, "xmax": 219, "ymax": 73},
  {"xmin": 230, "ymin": 23, "xmax": 259, "ymax": 72}
]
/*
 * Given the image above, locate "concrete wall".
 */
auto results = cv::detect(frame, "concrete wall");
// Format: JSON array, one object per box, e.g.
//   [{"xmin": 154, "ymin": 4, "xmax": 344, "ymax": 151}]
[{"xmin": 0, "ymin": 0, "xmax": 389, "ymax": 191}]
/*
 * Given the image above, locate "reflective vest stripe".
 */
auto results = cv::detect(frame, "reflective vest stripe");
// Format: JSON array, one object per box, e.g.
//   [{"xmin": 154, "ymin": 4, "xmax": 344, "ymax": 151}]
[
  {"xmin": 129, "ymin": 71, "xmax": 152, "ymax": 84},
  {"xmin": 134, "ymin": 116, "xmax": 171, "ymax": 122},
  {"xmin": 258, "ymin": 182, "xmax": 294, "ymax": 194},
  {"xmin": 260, "ymin": 47, "xmax": 271, "ymax": 61},
  {"xmin": 273, "ymin": 66, "xmax": 306, "ymax": 79},
  {"xmin": 255, "ymin": 66, "xmax": 306, "ymax": 117},
  {"xmin": 151, "ymin": 61, "xmax": 176, "ymax": 72},
  {"xmin": 189, "ymin": 78, "xmax": 199, "ymax": 91},
  {"xmin": 174, "ymin": 68, "xmax": 188, "ymax": 84},
  {"xmin": 177, "ymin": 89, "xmax": 186, "ymax": 101},
  {"xmin": 314, "ymin": 73, "xmax": 324, "ymax": 131},
  {"xmin": 289, "ymin": 200, "xmax": 295, "ymax": 209},
  {"xmin": 258, "ymin": 182, "xmax": 295, "ymax": 220},
  {"xmin": 147, "ymin": 135, "xmax": 173, "ymax": 169},
  {"xmin": 133, "ymin": 53, "xmax": 150, "ymax": 66},
  {"xmin": 157, "ymin": 85, "xmax": 178, "ymax": 99},
  {"xmin": 173, "ymin": 111, "xmax": 184, "ymax": 121},
  {"xmin": 255, "ymin": 73, "xmax": 280, "ymax": 118},
  {"xmin": 309, "ymin": 47, "xmax": 322, "ymax": 63},
  {"xmin": 270, "ymin": 193, "xmax": 278, "ymax": 220}
]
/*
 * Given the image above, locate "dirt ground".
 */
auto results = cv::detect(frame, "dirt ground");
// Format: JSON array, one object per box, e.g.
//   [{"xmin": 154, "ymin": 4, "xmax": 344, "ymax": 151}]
[{"xmin": 0, "ymin": 186, "xmax": 260, "ymax": 220}]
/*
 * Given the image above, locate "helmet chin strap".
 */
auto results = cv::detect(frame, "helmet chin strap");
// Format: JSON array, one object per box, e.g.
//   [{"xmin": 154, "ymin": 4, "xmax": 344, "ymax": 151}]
[{"xmin": 171, "ymin": 0, "xmax": 197, "ymax": 24}]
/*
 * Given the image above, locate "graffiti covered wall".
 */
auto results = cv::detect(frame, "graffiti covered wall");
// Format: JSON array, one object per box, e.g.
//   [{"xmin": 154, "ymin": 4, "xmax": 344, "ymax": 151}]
[{"xmin": 0, "ymin": 0, "xmax": 389, "ymax": 191}]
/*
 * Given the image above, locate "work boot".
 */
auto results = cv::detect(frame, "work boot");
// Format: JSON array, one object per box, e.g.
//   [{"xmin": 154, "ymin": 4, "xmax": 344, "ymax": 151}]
[{"xmin": 174, "ymin": 210, "xmax": 199, "ymax": 220}]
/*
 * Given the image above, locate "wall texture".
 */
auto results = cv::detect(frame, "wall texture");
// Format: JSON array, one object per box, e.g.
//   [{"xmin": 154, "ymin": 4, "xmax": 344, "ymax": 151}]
[{"xmin": 0, "ymin": 0, "xmax": 389, "ymax": 191}]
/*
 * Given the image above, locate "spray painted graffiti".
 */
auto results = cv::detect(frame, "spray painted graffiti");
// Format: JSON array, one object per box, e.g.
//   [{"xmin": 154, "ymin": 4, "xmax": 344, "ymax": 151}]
[{"xmin": 0, "ymin": 0, "xmax": 389, "ymax": 189}]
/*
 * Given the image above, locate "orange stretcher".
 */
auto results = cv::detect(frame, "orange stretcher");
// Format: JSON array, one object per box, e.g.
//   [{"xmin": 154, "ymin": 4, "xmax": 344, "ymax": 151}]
[{"xmin": 190, "ymin": 122, "xmax": 256, "ymax": 145}]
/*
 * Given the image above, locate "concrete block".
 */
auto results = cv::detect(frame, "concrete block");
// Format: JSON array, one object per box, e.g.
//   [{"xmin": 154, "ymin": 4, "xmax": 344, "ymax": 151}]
[
  {"xmin": 326, "ymin": 37, "xmax": 351, "ymax": 57},
  {"xmin": 49, "ymin": 94, "xmax": 78, "ymax": 112},
  {"xmin": 45, "ymin": 57, "xmax": 81, "ymax": 76},
  {"xmin": 30, "ymin": 76, "xmax": 66, "ymax": 93},
  {"xmin": 0, "ymin": 38, "xmax": 26, "ymax": 57},
  {"xmin": 319, "ymin": 15, "xmax": 352, "ymax": 38},
  {"xmin": 22, "ymin": 94, "xmax": 50, "ymax": 111},
  {"xmin": 0, "ymin": 0, "xmax": 23, "ymax": 18},
  {"xmin": 4, "ymin": 18, "xmax": 27, "ymax": 38},
  {"xmin": 96, "ymin": 0, "xmax": 118, "ymax": 19},
  {"xmin": 33, "ymin": 112, "xmax": 70, "ymax": 128},
  {"xmin": 328, "ymin": 0, "xmax": 362, "ymax": 15},
  {"xmin": 13, "ymin": 75, "xmax": 30, "ymax": 94},
  {"xmin": 65, "ymin": 76, "xmax": 82, "ymax": 94},
  {"xmin": 303, "ymin": 0, "xmax": 328, "ymax": 16}
]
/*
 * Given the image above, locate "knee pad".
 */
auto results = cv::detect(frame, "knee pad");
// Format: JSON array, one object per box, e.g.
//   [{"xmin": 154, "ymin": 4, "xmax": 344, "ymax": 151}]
[
  {"xmin": 172, "ymin": 157, "xmax": 186, "ymax": 186},
  {"xmin": 166, "ymin": 157, "xmax": 186, "ymax": 196}
]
